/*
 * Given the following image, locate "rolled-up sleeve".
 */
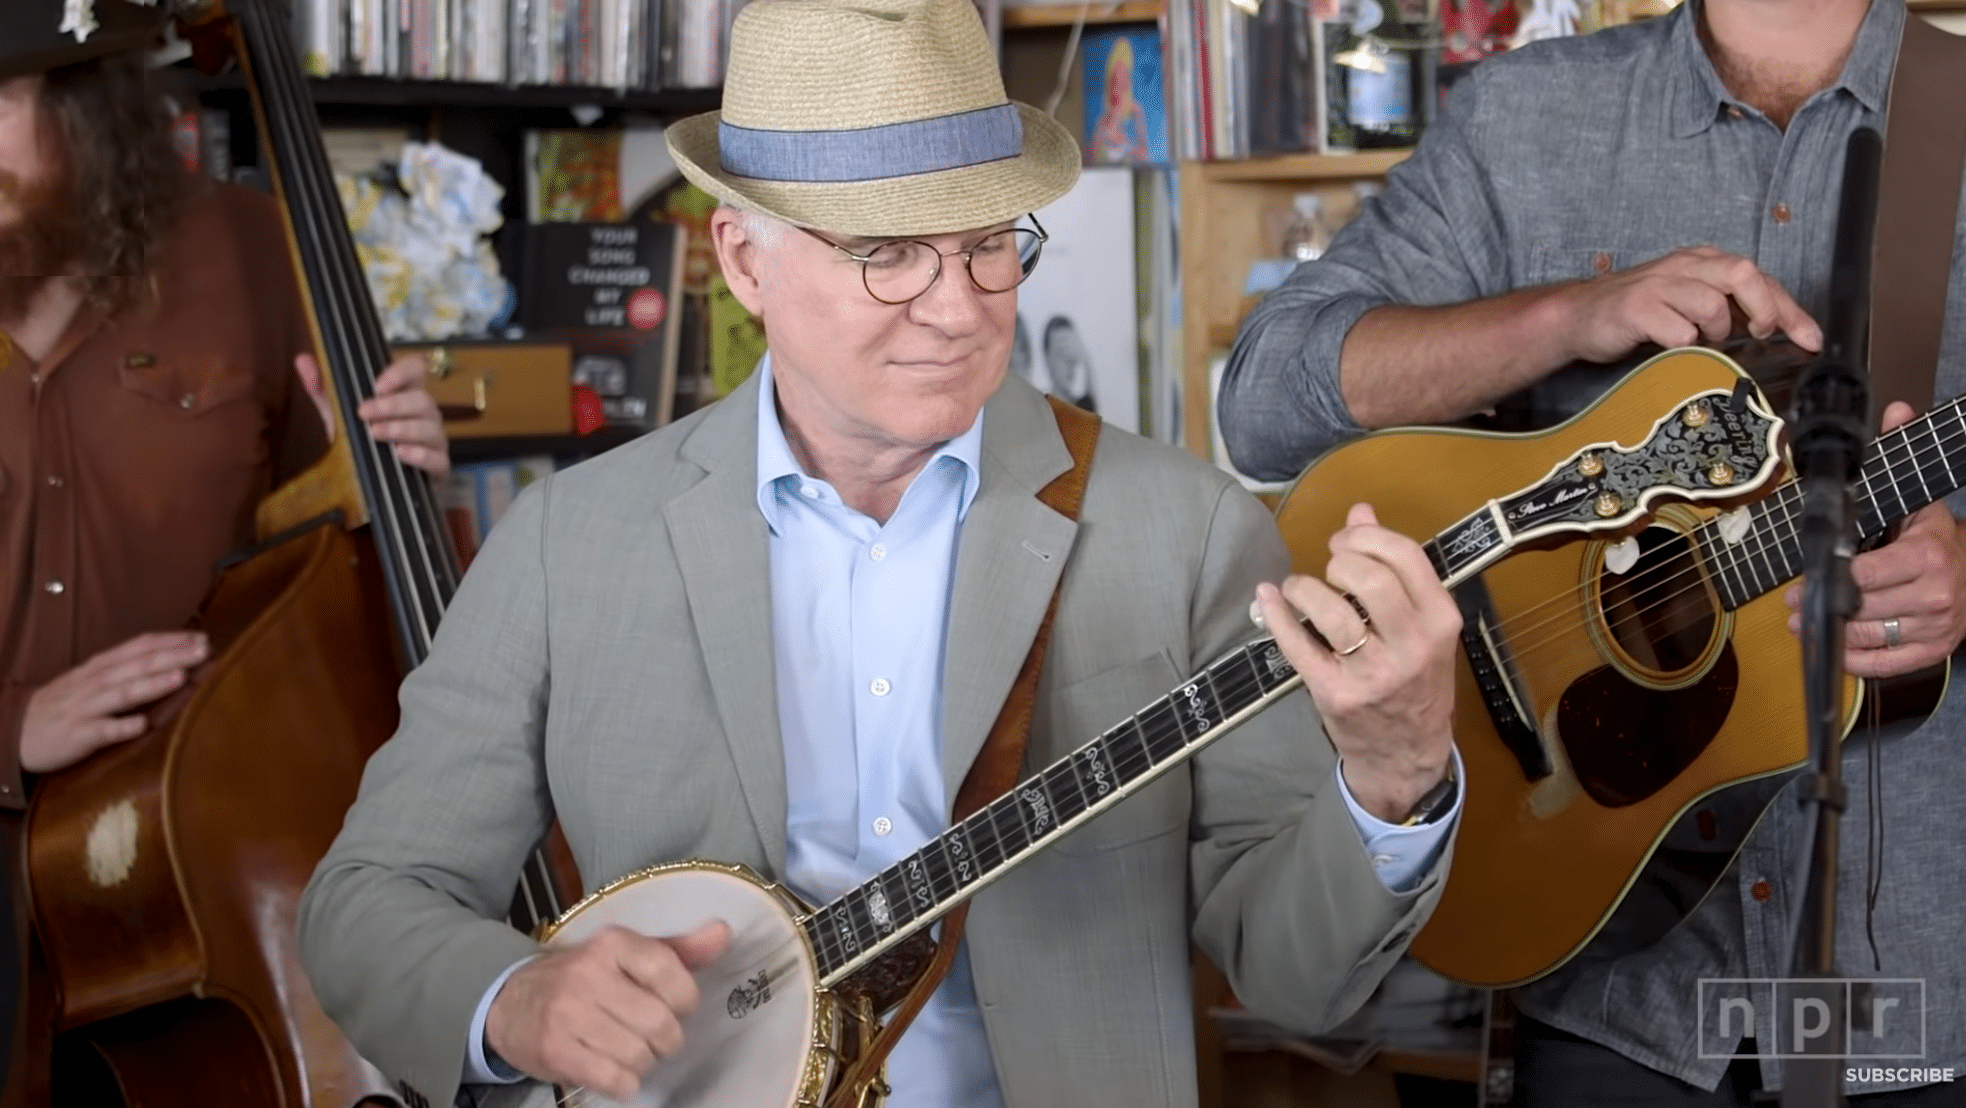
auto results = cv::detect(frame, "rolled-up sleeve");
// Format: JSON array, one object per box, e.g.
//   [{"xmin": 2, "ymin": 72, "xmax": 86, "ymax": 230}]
[{"xmin": 1218, "ymin": 77, "xmax": 1513, "ymax": 480}]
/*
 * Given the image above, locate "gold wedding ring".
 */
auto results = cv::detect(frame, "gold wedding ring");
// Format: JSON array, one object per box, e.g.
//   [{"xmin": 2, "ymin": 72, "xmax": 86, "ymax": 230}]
[{"xmin": 1335, "ymin": 631, "xmax": 1371, "ymax": 657}]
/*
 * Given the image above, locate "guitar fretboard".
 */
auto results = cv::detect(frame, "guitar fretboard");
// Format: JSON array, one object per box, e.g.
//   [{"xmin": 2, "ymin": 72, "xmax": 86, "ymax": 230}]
[
  {"xmin": 804, "ymin": 633, "xmax": 1304, "ymax": 986},
  {"xmin": 1697, "ymin": 395, "xmax": 1966, "ymax": 610}
]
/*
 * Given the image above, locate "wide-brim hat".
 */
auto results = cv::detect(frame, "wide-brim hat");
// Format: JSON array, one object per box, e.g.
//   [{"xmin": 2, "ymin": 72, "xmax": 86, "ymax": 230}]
[
  {"xmin": 0, "ymin": 0, "xmax": 170, "ymax": 79},
  {"xmin": 667, "ymin": 0, "xmax": 1081, "ymax": 239}
]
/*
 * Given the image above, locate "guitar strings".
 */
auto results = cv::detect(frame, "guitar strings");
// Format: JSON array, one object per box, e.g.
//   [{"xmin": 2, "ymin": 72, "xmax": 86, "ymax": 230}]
[
  {"xmin": 1468, "ymin": 406, "xmax": 1958, "ymax": 646},
  {"xmin": 1459, "ymin": 411, "xmax": 1966, "ymax": 663}
]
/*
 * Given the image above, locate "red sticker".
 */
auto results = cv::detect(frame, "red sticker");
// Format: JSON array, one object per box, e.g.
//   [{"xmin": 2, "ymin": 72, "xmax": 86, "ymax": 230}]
[{"xmin": 627, "ymin": 287, "xmax": 666, "ymax": 331}]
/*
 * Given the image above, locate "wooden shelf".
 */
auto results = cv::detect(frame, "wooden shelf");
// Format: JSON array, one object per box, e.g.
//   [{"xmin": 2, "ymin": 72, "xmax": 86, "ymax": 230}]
[
  {"xmin": 1002, "ymin": 0, "xmax": 1163, "ymax": 28},
  {"xmin": 451, "ymin": 425, "xmax": 647, "ymax": 463},
  {"xmin": 1908, "ymin": 0, "xmax": 1966, "ymax": 10},
  {"xmin": 1199, "ymin": 149, "xmax": 1412, "ymax": 182}
]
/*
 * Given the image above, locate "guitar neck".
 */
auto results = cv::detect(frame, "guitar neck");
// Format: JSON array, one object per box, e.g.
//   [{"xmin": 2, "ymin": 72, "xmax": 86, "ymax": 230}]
[
  {"xmin": 805, "ymin": 634, "xmax": 1307, "ymax": 988},
  {"xmin": 1695, "ymin": 393, "xmax": 1966, "ymax": 610}
]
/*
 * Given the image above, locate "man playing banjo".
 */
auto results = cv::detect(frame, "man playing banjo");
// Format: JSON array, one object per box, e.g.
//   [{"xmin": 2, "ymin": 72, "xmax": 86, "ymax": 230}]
[{"xmin": 296, "ymin": 0, "xmax": 1467, "ymax": 1103}]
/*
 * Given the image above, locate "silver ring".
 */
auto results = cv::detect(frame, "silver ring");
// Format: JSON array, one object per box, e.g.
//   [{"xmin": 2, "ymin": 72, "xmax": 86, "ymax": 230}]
[
  {"xmin": 1883, "ymin": 617, "xmax": 1903, "ymax": 649},
  {"xmin": 1335, "ymin": 631, "xmax": 1371, "ymax": 657}
]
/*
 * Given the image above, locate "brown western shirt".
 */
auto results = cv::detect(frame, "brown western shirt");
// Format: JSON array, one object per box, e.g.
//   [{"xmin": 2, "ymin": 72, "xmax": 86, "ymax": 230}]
[{"xmin": 0, "ymin": 179, "xmax": 327, "ymax": 810}]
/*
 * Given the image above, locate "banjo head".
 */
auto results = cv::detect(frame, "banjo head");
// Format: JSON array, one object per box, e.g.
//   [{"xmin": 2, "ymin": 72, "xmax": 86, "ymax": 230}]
[{"xmin": 543, "ymin": 862, "xmax": 836, "ymax": 1108}]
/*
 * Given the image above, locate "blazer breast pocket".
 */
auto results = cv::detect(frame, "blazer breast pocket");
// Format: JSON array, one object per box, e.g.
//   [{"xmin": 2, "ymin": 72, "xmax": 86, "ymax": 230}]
[{"xmin": 1037, "ymin": 649, "xmax": 1192, "ymax": 856}]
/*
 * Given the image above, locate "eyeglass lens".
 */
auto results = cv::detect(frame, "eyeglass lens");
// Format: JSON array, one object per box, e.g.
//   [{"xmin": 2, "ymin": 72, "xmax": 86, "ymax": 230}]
[{"xmin": 861, "ymin": 228, "xmax": 1044, "ymax": 304}]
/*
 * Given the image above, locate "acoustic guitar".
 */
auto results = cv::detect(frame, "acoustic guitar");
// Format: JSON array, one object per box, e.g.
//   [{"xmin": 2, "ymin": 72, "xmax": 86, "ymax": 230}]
[{"xmin": 1275, "ymin": 345, "xmax": 1959, "ymax": 989}]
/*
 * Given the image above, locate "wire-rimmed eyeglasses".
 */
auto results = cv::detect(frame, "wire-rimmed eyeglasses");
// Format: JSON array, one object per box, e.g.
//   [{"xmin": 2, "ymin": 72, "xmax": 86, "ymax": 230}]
[{"xmin": 799, "ymin": 215, "xmax": 1049, "ymax": 306}]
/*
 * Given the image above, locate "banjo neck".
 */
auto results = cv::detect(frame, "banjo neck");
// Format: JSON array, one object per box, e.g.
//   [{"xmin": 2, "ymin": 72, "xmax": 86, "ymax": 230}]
[{"xmin": 802, "ymin": 634, "xmax": 1308, "ymax": 989}]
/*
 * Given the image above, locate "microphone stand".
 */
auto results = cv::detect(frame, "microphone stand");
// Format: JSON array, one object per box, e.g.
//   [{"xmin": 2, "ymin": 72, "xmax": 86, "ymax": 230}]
[{"xmin": 1780, "ymin": 126, "xmax": 1883, "ymax": 1108}]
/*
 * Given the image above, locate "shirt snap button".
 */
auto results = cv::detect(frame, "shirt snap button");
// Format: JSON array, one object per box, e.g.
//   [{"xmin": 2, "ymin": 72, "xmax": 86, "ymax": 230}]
[
  {"xmin": 43, "ymin": 580, "xmax": 65, "ymax": 595},
  {"xmin": 1591, "ymin": 251, "xmax": 1613, "ymax": 274},
  {"xmin": 1751, "ymin": 879, "xmax": 1773, "ymax": 902},
  {"xmin": 1772, "ymin": 203, "xmax": 1792, "ymax": 224},
  {"xmin": 179, "ymin": 393, "xmax": 197, "ymax": 409}
]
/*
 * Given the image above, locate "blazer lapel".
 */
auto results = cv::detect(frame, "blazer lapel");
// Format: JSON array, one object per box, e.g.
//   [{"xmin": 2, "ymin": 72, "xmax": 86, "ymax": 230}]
[
  {"xmin": 666, "ymin": 375, "xmax": 788, "ymax": 873},
  {"xmin": 939, "ymin": 379, "xmax": 1083, "ymax": 811}
]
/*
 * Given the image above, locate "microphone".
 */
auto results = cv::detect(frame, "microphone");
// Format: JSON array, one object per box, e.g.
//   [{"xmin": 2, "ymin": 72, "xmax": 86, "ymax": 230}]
[
  {"xmin": 1780, "ymin": 125, "xmax": 1883, "ymax": 1108},
  {"xmin": 1790, "ymin": 126, "xmax": 1881, "ymax": 505}
]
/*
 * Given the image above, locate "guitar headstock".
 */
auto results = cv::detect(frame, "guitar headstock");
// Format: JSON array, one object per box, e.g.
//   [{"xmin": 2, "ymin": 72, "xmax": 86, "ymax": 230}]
[
  {"xmin": 1503, "ymin": 378, "xmax": 1782, "ymax": 535},
  {"xmin": 1432, "ymin": 378, "xmax": 1783, "ymax": 585}
]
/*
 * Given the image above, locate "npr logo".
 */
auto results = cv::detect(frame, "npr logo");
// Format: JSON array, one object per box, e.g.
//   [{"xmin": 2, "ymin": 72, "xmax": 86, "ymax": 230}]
[{"xmin": 1698, "ymin": 979, "xmax": 1925, "ymax": 1060}]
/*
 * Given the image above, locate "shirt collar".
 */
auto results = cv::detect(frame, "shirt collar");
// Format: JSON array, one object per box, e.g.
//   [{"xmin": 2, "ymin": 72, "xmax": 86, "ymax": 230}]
[
  {"xmin": 1671, "ymin": 0, "xmax": 1898, "ymax": 138},
  {"xmin": 752, "ymin": 353, "xmax": 985, "ymax": 533}
]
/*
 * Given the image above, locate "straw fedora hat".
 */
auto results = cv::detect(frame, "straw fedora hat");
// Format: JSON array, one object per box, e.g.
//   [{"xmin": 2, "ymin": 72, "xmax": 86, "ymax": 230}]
[{"xmin": 666, "ymin": 0, "xmax": 1081, "ymax": 238}]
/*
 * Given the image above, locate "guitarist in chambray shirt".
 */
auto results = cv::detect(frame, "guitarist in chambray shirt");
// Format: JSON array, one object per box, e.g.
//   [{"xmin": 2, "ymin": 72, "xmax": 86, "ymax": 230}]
[{"xmin": 1220, "ymin": 0, "xmax": 1966, "ymax": 1104}]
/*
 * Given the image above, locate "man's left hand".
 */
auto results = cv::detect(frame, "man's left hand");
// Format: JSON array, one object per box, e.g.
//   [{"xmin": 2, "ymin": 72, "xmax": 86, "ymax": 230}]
[
  {"xmin": 1255, "ymin": 503, "xmax": 1463, "ymax": 823},
  {"xmin": 1784, "ymin": 403, "xmax": 1966, "ymax": 677},
  {"xmin": 295, "ymin": 352, "xmax": 451, "ymax": 478}
]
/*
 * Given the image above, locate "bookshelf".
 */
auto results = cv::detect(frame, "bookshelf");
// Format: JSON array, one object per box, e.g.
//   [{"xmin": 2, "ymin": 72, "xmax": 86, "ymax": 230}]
[
  {"xmin": 1177, "ymin": 149, "xmax": 1412, "ymax": 460},
  {"xmin": 178, "ymin": 70, "xmax": 721, "ymax": 111}
]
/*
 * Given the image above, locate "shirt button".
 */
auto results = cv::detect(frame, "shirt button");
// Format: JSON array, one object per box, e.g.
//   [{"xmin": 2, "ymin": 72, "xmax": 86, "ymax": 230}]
[
  {"xmin": 43, "ymin": 580, "xmax": 65, "ymax": 595},
  {"xmin": 1726, "ymin": 105, "xmax": 1744, "ymax": 120},
  {"xmin": 870, "ymin": 677, "xmax": 891, "ymax": 697},
  {"xmin": 1751, "ymin": 879, "xmax": 1773, "ymax": 902},
  {"xmin": 1371, "ymin": 854, "xmax": 1396, "ymax": 867},
  {"xmin": 1591, "ymin": 251, "xmax": 1613, "ymax": 274},
  {"xmin": 1772, "ymin": 203, "xmax": 1792, "ymax": 224},
  {"xmin": 179, "ymin": 393, "xmax": 197, "ymax": 409},
  {"xmin": 869, "ymin": 543, "xmax": 887, "ymax": 562},
  {"xmin": 872, "ymin": 816, "xmax": 893, "ymax": 836},
  {"xmin": 800, "ymin": 485, "xmax": 818, "ymax": 499},
  {"xmin": 45, "ymin": 474, "xmax": 62, "ymax": 488}
]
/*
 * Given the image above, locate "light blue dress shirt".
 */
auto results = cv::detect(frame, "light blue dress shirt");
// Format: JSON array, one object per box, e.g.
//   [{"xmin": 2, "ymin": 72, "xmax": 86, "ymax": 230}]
[{"xmin": 462, "ymin": 356, "xmax": 1459, "ymax": 1093}]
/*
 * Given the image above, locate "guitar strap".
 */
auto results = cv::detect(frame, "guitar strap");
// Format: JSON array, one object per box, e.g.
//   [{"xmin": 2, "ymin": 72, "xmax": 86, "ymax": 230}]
[
  {"xmin": 1867, "ymin": 11, "xmax": 1966, "ymax": 419},
  {"xmin": 824, "ymin": 395, "xmax": 1103, "ymax": 1108}
]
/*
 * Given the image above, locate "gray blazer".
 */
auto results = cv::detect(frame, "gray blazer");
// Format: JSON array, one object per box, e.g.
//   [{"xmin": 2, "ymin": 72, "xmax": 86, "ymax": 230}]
[{"xmin": 297, "ymin": 372, "xmax": 1449, "ymax": 1108}]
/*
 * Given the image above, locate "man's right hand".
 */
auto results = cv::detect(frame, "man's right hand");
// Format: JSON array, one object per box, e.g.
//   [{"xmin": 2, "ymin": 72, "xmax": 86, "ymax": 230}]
[
  {"xmin": 486, "ymin": 921, "xmax": 731, "ymax": 1101},
  {"xmin": 20, "ymin": 631, "xmax": 209, "ymax": 774},
  {"xmin": 1555, "ymin": 245, "xmax": 1824, "ymax": 364}
]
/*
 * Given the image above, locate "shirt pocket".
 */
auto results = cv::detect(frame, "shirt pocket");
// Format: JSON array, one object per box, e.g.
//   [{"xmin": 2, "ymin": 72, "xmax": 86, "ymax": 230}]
[
  {"xmin": 116, "ymin": 355, "xmax": 258, "ymax": 418},
  {"xmin": 1524, "ymin": 245, "xmax": 1621, "ymax": 287},
  {"xmin": 1039, "ymin": 649, "xmax": 1192, "ymax": 856}
]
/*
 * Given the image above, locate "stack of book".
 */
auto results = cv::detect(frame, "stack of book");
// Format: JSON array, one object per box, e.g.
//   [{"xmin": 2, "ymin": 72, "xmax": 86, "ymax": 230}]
[{"xmin": 291, "ymin": 0, "xmax": 745, "ymax": 89}]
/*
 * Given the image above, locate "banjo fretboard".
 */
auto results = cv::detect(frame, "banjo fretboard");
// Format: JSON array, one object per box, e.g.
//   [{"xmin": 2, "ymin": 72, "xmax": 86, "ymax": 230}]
[{"xmin": 803, "ymin": 633, "xmax": 1305, "ymax": 987}]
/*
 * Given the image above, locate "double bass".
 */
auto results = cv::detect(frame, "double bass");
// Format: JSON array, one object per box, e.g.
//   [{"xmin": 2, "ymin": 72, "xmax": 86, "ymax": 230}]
[{"xmin": 24, "ymin": 1, "xmax": 580, "ymax": 1101}]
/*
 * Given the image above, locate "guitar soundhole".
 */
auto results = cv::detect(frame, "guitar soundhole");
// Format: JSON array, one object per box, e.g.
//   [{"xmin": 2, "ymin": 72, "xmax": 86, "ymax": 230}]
[{"xmin": 1597, "ymin": 525, "xmax": 1715, "ymax": 678}]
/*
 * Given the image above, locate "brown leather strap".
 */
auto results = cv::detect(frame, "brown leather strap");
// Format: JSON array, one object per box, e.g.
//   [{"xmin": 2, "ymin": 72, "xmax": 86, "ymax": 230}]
[
  {"xmin": 1868, "ymin": 13, "xmax": 1966, "ymax": 418},
  {"xmin": 825, "ymin": 397, "xmax": 1102, "ymax": 1108}
]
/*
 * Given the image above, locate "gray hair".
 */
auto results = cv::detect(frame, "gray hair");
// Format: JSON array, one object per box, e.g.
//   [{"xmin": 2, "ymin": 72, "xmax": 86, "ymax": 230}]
[{"xmin": 731, "ymin": 206, "xmax": 788, "ymax": 252}]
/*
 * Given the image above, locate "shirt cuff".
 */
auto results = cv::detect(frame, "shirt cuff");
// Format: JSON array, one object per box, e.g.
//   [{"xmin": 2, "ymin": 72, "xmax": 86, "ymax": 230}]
[
  {"xmin": 1335, "ymin": 746, "xmax": 1464, "ymax": 894},
  {"xmin": 463, "ymin": 955, "xmax": 540, "ymax": 1085}
]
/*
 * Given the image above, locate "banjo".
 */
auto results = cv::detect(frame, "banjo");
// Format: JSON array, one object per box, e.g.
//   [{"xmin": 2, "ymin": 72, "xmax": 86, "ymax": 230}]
[
  {"xmin": 491, "ymin": 376, "xmax": 1773, "ymax": 1108},
  {"xmin": 495, "ymin": 629, "xmax": 1314, "ymax": 1108}
]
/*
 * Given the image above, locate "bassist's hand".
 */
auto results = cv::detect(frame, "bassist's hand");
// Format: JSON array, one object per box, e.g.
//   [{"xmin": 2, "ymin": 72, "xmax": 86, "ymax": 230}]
[
  {"xmin": 1553, "ymin": 246, "xmax": 1823, "ymax": 365},
  {"xmin": 485, "ymin": 921, "xmax": 730, "ymax": 1100},
  {"xmin": 1255, "ymin": 503, "xmax": 1462, "ymax": 823},
  {"xmin": 295, "ymin": 352, "xmax": 452, "ymax": 479},
  {"xmin": 1784, "ymin": 400, "xmax": 1966, "ymax": 678},
  {"xmin": 19, "ymin": 632, "xmax": 209, "ymax": 773}
]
